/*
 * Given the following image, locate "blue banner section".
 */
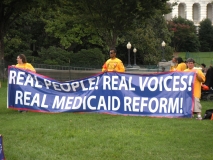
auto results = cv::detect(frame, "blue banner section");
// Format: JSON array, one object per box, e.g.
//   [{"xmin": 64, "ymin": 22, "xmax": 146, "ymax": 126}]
[
  {"xmin": 0, "ymin": 135, "xmax": 5, "ymax": 160},
  {"xmin": 8, "ymin": 67, "xmax": 195, "ymax": 117}
]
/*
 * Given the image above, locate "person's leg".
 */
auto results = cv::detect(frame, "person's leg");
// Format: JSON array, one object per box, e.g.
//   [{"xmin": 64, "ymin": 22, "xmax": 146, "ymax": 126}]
[
  {"xmin": 197, "ymin": 112, "xmax": 202, "ymax": 120},
  {"xmin": 194, "ymin": 97, "xmax": 202, "ymax": 120}
]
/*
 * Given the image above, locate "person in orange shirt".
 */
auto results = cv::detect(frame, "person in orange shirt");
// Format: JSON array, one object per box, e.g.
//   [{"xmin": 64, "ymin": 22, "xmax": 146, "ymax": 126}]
[
  {"xmin": 184, "ymin": 58, "xmax": 205, "ymax": 120},
  {"xmin": 170, "ymin": 57, "xmax": 178, "ymax": 71},
  {"xmin": 13, "ymin": 54, "xmax": 36, "ymax": 72},
  {"xmin": 102, "ymin": 48, "xmax": 125, "ymax": 72},
  {"xmin": 12, "ymin": 54, "xmax": 36, "ymax": 113},
  {"xmin": 201, "ymin": 63, "xmax": 208, "ymax": 74},
  {"xmin": 176, "ymin": 57, "xmax": 187, "ymax": 71}
]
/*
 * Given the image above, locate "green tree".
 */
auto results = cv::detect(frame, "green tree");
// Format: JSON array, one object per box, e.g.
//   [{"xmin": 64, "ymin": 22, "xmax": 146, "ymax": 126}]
[
  {"xmin": 41, "ymin": 3, "xmax": 105, "ymax": 51},
  {"xmin": 123, "ymin": 13, "xmax": 173, "ymax": 65},
  {"xmin": 4, "ymin": 1, "xmax": 106, "ymax": 63},
  {"xmin": 167, "ymin": 17, "xmax": 200, "ymax": 52},
  {"xmin": 4, "ymin": 9, "xmax": 53, "ymax": 63},
  {"xmin": 198, "ymin": 18, "xmax": 213, "ymax": 52},
  {"xmin": 37, "ymin": 46, "xmax": 72, "ymax": 65},
  {"xmin": 71, "ymin": 48, "xmax": 105, "ymax": 68},
  {"xmin": 2, "ymin": 0, "xmax": 173, "ymax": 66},
  {"xmin": 71, "ymin": 0, "xmax": 171, "ymax": 49},
  {"xmin": 0, "ymin": 0, "xmax": 61, "ymax": 60}
]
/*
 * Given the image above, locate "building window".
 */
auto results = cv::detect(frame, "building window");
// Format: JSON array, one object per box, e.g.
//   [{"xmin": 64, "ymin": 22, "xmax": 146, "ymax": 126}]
[
  {"xmin": 207, "ymin": 3, "xmax": 213, "ymax": 23},
  {"xmin": 193, "ymin": 3, "xmax": 200, "ymax": 24},
  {"xmin": 178, "ymin": 3, "xmax": 186, "ymax": 18}
]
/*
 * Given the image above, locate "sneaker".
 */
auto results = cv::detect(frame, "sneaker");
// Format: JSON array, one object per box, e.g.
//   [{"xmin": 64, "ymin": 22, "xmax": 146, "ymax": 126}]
[{"xmin": 196, "ymin": 117, "xmax": 202, "ymax": 120}]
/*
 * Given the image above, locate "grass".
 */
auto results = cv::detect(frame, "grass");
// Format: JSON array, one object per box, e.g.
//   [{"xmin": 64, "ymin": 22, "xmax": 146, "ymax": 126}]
[{"xmin": 0, "ymin": 80, "xmax": 213, "ymax": 160}]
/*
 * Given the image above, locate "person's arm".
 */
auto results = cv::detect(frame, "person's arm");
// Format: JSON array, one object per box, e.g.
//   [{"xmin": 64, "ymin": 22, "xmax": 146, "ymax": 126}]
[
  {"xmin": 196, "ymin": 70, "xmax": 205, "ymax": 83},
  {"xmin": 116, "ymin": 61, "xmax": 125, "ymax": 72},
  {"xmin": 102, "ymin": 62, "xmax": 107, "ymax": 72}
]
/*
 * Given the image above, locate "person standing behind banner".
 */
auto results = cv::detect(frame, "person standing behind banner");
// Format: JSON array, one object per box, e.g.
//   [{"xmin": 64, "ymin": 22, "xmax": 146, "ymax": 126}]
[
  {"xmin": 170, "ymin": 57, "xmax": 178, "ymax": 71},
  {"xmin": 201, "ymin": 63, "xmax": 208, "ymax": 74},
  {"xmin": 13, "ymin": 54, "xmax": 36, "ymax": 72},
  {"xmin": 175, "ymin": 57, "xmax": 187, "ymax": 71},
  {"xmin": 184, "ymin": 58, "xmax": 205, "ymax": 120},
  {"xmin": 12, "ymin": 54, "xmax": 36, "ymax": 113},
  {"xmin": 102, "ymin": 48, "xmax": 125, "ymax": 72}
]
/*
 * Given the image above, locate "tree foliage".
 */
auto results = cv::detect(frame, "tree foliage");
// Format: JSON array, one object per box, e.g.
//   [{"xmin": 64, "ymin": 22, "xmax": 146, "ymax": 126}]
[
  {"xmin": 198, "ymin": 18, "xmax": 213, "ymax": 52},
  {"xmin": 5, "ymin": 0, "xmax": 210, "ymax": 67},
  {"xmin": 4, "ymin": 8, "xmax": 58, "ymax": 63},
  {"xmin": 37, "ymin": 46, "xmax": 72, "ymax": 65},
  {"xmin": 124, "ymin": 12, "xmax": 173, "ymax": 64},
  {"xmin": 0, "ymin": 0, "xmax": 62, "ymax": 59},
  {"xmin": 167, "ymin": 17, "xmax": 200, "ymax": 52},
  {"xmin": 41, "ymin": 3, "xmax": 104, "ymax": 51},
  {"xmin": 71, "ymin": 48, "xmax": 105, "ymax": 68},
  {"xmin": 71, "ymin": 0, "xmax": 171, "ymax": 48}
]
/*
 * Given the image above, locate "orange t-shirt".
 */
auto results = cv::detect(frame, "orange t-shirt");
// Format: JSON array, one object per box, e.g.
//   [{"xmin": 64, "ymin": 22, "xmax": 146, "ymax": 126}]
[
  {"xmin": 102, "ymin": 58, "xmax": 125, "ymax": 72},
  {"xmin": 184, "ymin": 69, "xmax": 205, "ymax": 98},
  {"xmin": 16, "ymin": 63, "xmax": 36, "ymax": 72}
]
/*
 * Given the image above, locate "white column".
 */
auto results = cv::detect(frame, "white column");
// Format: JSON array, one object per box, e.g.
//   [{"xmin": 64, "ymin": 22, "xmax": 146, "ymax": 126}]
[
  {"xmin": 172, "ymin": 4, "xmax": 179, "ymax": 18},
  {"xmin": 185, "ymin": 3, "xmax": 193, "ymax": 21},
  {"xmin": 200, "ymin": 2, "xmax": 208, "ymax": 21}
]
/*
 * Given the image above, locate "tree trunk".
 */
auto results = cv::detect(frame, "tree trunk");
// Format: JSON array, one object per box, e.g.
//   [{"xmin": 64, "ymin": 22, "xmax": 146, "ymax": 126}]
[
  {"xmin": 110, "ymin": 32, "xmax": 117, "ymax": 49},
  {"xmin": 0, "ymin": 2, "xmax": 6, "ymax": 61},
  {"xmin": 104, "ymin": 30, "xmax": 117, "ymax": 49},
  {"xmin": 0, "ymin": 24, "xmax": 5, "ymax": 60}
]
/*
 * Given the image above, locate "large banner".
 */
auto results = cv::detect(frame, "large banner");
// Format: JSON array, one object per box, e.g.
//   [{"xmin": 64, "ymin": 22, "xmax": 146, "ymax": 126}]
[{"xmin": 8, "ymin": 67, "xmax": 195, "ymax": 117}]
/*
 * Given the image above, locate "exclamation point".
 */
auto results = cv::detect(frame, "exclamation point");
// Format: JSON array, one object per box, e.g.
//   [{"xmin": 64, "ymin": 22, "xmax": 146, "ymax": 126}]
[
  {"xmin": 95, "ymin": 76, "xmax": 99, "ymax": 90},
  {"xmin": 188, "ymin": 76, "xmax": 193, "ymax": 91},
  {"xmin": 180, "ymin": 98, "xmax": 183, "ymax": 114}
]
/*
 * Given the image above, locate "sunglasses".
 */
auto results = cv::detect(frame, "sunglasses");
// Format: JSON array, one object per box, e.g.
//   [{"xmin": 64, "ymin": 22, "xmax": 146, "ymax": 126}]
[{"xmin": 110, "ymin": 52, "xmax": 114, "ymax": 54}]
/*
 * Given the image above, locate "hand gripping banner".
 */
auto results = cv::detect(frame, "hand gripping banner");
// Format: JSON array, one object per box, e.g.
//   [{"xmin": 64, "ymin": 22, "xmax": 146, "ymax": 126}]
[{"xmin": 8, "ymin": 67, "xmax": 195, "ymax": 117}]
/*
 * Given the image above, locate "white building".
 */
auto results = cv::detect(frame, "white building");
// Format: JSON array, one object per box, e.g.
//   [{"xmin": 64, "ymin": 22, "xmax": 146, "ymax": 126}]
[{"xmin": 165, "ymin": 0, "xmax": 213, "ymax": 25}]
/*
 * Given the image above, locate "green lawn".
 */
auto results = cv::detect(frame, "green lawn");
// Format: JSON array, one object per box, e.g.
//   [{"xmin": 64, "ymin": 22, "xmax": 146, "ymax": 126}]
[{"xmin": 0, "ymin": 81, "xmax": 213, "ymax": 160}]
